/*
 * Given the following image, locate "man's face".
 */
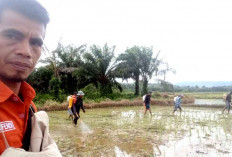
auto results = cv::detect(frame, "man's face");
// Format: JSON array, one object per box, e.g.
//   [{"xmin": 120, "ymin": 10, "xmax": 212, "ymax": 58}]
[{"xmin": 0, "ymin": 9, "xmax": 45, "ymax": 82}]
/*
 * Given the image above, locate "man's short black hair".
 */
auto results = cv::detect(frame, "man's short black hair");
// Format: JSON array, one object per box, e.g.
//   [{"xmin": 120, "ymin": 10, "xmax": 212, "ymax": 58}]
[{"xmin": 0, "ymin": 0, "xmax": 50, "ymax": 28}]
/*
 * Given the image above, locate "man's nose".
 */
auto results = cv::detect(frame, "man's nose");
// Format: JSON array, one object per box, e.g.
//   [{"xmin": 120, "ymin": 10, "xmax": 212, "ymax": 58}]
[{"xmin": 15, "ymin": 40, "xmax": 32, "ymax": 58}]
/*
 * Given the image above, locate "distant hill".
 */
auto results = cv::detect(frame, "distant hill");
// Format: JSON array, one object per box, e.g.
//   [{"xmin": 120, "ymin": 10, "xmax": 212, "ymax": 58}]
[{"xmin": 175, "ymin": 81, "xmax": 232, "ymax": 87}]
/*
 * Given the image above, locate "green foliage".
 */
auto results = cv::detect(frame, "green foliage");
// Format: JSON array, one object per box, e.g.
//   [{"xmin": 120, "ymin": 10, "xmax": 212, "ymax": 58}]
[
  {"xmin": 75, "ymin": 44, "xmax": 122, "ymax": 96},
  {"xmin": 116, "ymin": 46, "xmax": 142, "ymax": 96},
  {"xmin": 108, "ymin": 92, "xmax": 137, "ymax": 100},
  {"xmin": 55, "ymin": 43, "xmax": 86, "ymax": 93},
  {"xmin": 175, "ymin": 85, "xmax": 232, "ymax": 93},
  {"xmin": 29, "ymin": 43, "xmax": 176, "ymax": 98},
  {"xmin": 116, "ymin": 46, "xmax": 163, "ymax": 96},
  {"xmin": 49, "ymin": 77, "xmax": 62, "ymax": 101},
  {"xmin": 33, "ymin": 93, "xmax": 54, "ymax": 107},
  {"xmin": 27, "ymin": 66, "xmax": 53, "ymax": 92},
  {"xmin": 33, "ymin": 93, "xmax": 67, "ymax": 107},
  {"xmin": 81, "ymin": 84, "xmax": 101, "ymax": 100},
  {"xmin": 40, "ymin": 42, "xmax": 86, "ymax": 94},
  {"xmin": 86, "ymin": 92, "xmax": 137, "ymax": 103},
  {"xmin": 60, "ymin": 72, "xmax": 78, "ymax": 94},
  {"xmin": 55, "ymin": 43, "xmax": 86, "ymax": 68},
  {"xmin": 139, "ymin": 47, "xmax": 161, "ymax": 95},
  {"xmin": 81, "ymin": 84, "xmax": 136, "ymax": 102}
]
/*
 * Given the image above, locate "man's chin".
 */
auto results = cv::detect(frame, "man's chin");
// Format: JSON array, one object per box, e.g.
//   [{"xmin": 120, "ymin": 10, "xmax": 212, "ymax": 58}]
[
  {"xmin": 11, "ymin": 78, "xmax": 27, "ymax": 82},
  {"xmin": 6, "ymin": 76, "xmax": 28, "ymax": 83},
  {"xmin": 0, "ymin": 72, "xmax": 29, "ymax": 83},
  {"xmin": 10, "ymin": 78, "xmax": 27, "ymax": 82}
]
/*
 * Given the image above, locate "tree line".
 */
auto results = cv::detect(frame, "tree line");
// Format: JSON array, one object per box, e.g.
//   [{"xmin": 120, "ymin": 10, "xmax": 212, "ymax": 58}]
[
  {"xmin": 27, "ymin": 43, "xmax": 175, "ymax": 101},
  {"xmin": 174, "ymin": 85, "xmax": 232, "ymax": 93},
  {"xmin": 122, "ymin": 83, "xmax": 232, "ymax": 93}
]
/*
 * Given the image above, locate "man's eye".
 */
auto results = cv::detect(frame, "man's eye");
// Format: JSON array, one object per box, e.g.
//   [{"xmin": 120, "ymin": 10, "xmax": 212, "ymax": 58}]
[
  {"xmin": 5, "ymin": 33, "xmax": 18, "ymax": 40},
  {"xmin": 3, "ymin": 29, "xmax": 23, "ymax": 41},
  {"xmin": 30, "ymin": 39, "xmax": 43, "ymax": 47}
]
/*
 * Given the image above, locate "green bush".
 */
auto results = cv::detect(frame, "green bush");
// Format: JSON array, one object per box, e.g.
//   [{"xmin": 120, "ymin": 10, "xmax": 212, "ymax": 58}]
[
  {"xmin": 33, "ymin": 93, "xmax": 54, "ymax": 107},
  {"xmin": 49, "ymin": 77, "xmax": 62, "ymax": 101}
]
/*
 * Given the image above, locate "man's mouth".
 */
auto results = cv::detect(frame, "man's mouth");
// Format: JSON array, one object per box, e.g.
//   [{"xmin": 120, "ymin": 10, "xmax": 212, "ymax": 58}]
[{"xmin": 8, "ymin": 61, "xmax": 32, "ymax": 71}]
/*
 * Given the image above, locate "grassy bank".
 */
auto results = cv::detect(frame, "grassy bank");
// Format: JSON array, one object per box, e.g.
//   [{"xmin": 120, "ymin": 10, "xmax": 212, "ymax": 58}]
[
  {"xmin": 184, "ymin": 92, "xmax": 225, "ymax": 99},
  {"xmin": 35, "ymin": 91, "xmax": 227, "ymax": 111}
]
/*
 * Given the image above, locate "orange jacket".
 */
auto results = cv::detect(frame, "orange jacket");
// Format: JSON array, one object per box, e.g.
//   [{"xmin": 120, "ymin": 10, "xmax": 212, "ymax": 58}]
[{"xmin": 0, "ymin": 81, "xmax": 37, "ymax": 155}]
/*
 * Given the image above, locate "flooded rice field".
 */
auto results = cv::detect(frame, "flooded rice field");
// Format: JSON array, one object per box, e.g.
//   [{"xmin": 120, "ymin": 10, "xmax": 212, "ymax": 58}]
[
  {"xmin": 48, "ymin": 106, "xmax": 232, "ymax": 157},
  {"xmin": 194, "ymin": 99, "xmax": 225, "ymax": 105}
]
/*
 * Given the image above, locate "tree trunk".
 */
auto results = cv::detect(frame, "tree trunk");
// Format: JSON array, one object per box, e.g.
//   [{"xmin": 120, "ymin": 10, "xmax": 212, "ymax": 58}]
[
  {"xmin": 134, "ymin": 74, "xmax": 139, "ymax": 96},
  {"xmin": 142, "ymin": 76, "xmax": 148, "ymax": 96}
]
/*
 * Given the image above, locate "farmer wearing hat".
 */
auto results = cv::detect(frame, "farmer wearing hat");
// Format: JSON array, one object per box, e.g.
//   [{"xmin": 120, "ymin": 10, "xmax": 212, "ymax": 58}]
[
  {"xmin": 173, "ymin": 94, "xmax": 184, "ymax": 114},
  {"xmin": 73, "ymin": 91, "xmax": 86, "ymax": 125}
]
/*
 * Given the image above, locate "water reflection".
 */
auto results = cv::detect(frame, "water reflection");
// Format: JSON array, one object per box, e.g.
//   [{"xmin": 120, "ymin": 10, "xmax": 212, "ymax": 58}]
[
  {"xmin": 121, "ymin": 110, "xmax": 136, "ymax": 118},
  {"xmin": 158, "ymin": 126, "xmax": 232, "ymax": 156},
  {"xmin": 156, "ymin": 109, "xmax": 232, "ymax": 156}
]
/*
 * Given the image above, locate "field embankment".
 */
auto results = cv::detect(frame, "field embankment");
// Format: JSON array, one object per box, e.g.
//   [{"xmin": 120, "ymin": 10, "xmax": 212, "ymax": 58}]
[
  {"xmin": 37, "ymin": 95, "xmax": 195, "ymax": 111},
  {"xmin": 184, "ymin": 92, "xmax": 225, "ymax": 99},
  {"xmin": 37, "ymin": 92, "xmax": 228, "ymax": 111}
]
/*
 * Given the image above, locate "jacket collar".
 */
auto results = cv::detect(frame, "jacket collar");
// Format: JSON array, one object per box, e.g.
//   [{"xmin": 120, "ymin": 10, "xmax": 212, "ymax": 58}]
[{"xmin": 0, "ymin": 81, "xmax": 35, "ymax": 103}]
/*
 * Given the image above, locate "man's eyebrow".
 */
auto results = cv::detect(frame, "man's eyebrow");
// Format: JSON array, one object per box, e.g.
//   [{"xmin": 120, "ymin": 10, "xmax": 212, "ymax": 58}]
[{"xmin": 2, "ymin": 28, "xmax": 24, "ymax": 37}]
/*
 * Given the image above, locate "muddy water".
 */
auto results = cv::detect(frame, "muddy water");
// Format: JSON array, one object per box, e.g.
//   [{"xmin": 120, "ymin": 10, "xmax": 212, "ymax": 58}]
[{"xmin": 48, "ymin": 106, "xmax": 232, "ymax": 157}]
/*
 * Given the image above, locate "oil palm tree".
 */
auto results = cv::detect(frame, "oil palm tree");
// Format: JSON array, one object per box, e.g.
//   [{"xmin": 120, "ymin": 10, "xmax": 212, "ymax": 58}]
[
  {"xmin": 116, "ymin": 46, "xmax": 142, "ymax": 96},
  {"xmin": 54, "ymin": 43, "xmax": 86, "ymax": 93},
  {"xmin": 76, "ymin": 44, "xmax": 122, "ymax": 96},
  {"xmin": 116, "ymin": 46, "xmax": 163, "ymax": 96},
  {"xmin": 139, "ymin": 47, "xmax": 162, "ymax": 95},
  {"xmin": 158, "ymin": 62, "xmax": 176, "ymax": 81},
  {"xmin": 40, "ymin": 42, "xmax": 86, "ymax": 93}
]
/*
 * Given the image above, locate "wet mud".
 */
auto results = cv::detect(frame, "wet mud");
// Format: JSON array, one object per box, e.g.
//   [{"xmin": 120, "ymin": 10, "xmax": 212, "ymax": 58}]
[{"xmin": 48, "ymin": 106, "xmax": 232, "ymax": 156}]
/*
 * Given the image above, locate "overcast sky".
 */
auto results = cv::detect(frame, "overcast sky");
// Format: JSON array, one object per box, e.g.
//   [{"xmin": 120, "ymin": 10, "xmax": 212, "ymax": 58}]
[{"xmin": 38, "ymin": 0, "xmax": 232, "ymax": 84}]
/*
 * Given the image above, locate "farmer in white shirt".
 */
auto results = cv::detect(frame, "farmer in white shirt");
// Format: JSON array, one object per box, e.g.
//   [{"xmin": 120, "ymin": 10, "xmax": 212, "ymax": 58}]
[{"xmin": 173, "ymin": 95, "xmax": 184, "ymax": 114}]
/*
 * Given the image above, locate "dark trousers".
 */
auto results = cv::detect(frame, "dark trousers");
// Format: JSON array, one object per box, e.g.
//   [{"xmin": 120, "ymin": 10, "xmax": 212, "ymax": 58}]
[{"xmin": 71, "ymin": 107, "xmax": 79, "ymax": 125}]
